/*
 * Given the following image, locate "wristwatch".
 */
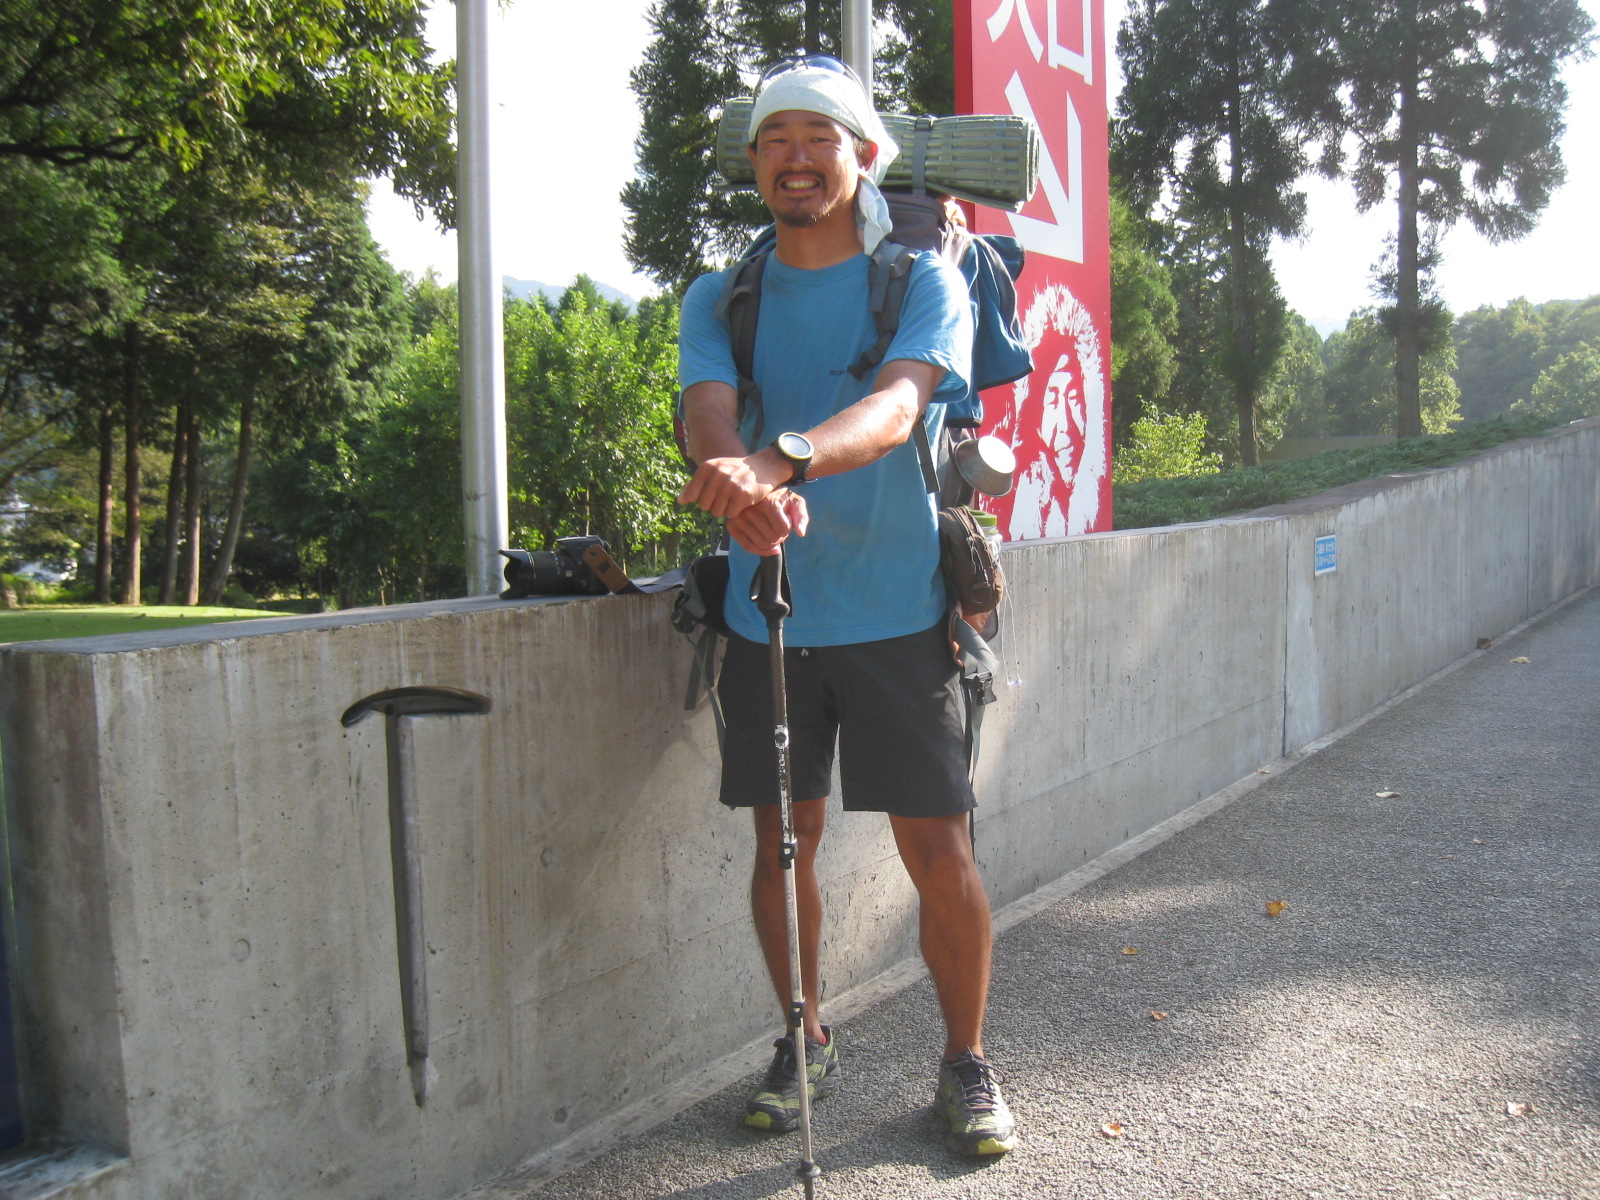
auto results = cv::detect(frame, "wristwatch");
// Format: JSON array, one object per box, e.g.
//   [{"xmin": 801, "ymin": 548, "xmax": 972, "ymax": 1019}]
[{"xmin": 770, "ymin": 432, "xmax": 814, "ymax": 485}]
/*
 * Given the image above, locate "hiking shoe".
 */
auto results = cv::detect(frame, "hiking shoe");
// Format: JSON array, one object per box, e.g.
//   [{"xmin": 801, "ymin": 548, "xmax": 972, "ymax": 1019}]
[
  {"xmin": 935, "ymin": 1051, "xmax": 1018, "ymax": 1155},
  {"xmin": 744, "ymin": 1027, "xmax": 841, "ymax": 1131}
]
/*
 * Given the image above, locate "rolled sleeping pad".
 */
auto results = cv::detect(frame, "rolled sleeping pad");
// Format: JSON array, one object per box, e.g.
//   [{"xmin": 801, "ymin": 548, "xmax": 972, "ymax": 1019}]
[{"xmin": 718, "ymin": 97, "xmax": 1041, "ymax": 211}]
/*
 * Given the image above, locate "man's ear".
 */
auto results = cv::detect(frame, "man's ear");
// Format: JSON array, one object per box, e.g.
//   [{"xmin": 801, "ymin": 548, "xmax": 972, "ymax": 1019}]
[{"xmin": 857, "ymin": 139, "xmax": 880, "ymax": 171}]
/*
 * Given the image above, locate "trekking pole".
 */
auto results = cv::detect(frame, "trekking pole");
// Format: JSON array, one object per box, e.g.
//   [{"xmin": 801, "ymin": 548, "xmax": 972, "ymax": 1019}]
[{"xmin": 752, "ymin": 546, "xmax": 821, "ymax": 1200}]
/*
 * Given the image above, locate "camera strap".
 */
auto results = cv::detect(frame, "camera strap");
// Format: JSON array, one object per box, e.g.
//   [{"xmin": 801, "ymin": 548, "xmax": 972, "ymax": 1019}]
[{"xmin": 579, "ymin": 542, "xmax": 689, "ymax": 595}]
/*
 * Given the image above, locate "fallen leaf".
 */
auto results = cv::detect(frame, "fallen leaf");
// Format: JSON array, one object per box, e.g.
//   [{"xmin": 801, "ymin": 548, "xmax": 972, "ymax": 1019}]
[
  {"xmin": 1472, "ymin": 838, "xmax": 1485, "ymax": 845},
  {"xmin": 1505, "ymin": 1101, "xmax": 1536, "ymax": 1116},
  {"xmin": 1150, "ymin": 1010, "xmax": 1169, "ymax": 1021},
  {"xmin": 1477, "ymin": 637, "xmax": 1493, "ymax": 650},
  {"xmin": 1256, "ymin": 767, "xmax": 1270, "ymax": 774},
  {"xmin": 1100, "ymin": 1122, "xmax": 1125, "ymax": 1138},
  {"xmin": 1121, "ymin": 946, "xmax": 1140, "ymax": 956},
  {"xmin": 1511, "ymin": 656, "xmax": 1530, "ymax": 664},
  {"xmin": 1265, "ymin": 900, "xmax": 1288, "ymax": 918},
  {"xmin": 1375, "ymin": 790, "xmax": 1400, "ymax": 799}
]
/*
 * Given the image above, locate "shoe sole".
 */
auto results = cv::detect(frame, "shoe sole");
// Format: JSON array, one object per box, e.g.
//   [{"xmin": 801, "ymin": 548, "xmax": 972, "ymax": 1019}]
[
  {"xmin": 945, "ymin": 1128, "xmax": 1018, "ymax": 1155},
  {"xmin": 744, "ymin": 1072, "xmax": 842, "ymax": 1132},
  {"xmin": 935, "ymin": 1095, "xmax": 1017, "ymax": 1155}
]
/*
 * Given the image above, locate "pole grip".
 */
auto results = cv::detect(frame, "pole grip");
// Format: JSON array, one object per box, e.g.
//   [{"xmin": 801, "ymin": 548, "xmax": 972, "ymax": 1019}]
[{"xmin": 751, "ymin": 547, "xmax": 790, "ymax": 621}]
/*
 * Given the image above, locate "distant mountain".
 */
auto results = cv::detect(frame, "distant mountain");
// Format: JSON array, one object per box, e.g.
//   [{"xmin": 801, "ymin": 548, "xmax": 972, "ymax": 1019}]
[{"xmin": 503, "ymin": 277, "xmax": 638, "ymax": 310}]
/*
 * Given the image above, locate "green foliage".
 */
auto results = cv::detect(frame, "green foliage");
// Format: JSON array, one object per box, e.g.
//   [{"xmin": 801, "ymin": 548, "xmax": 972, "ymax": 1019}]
[
  {"xmin": 1113, "ymin": 407, "xmax": 1222, "ymax": 485},
  {"xmin": 1307, "ymin": 310, "xmax": 1461, "ymax": 436},
  {"xmin": 1453, "ymin": 294, "xmax": 1600, "ymax": 420},
  {"xmin": 1112, "ymin": 414, "xmax": 1551, "ymax": 530},
  {"xmin": 252, "ymin": 276, "xmax": 708, "ymax": 606},
  {"xmin": 1514, "ymin": 346, "xmax": 1600, "ymax": 426},
  {"xmin": 1109, "ymin": 191, "xmax": 1179, "ymax": 449},
  {"xmin": 504, "ymin": 281, "xmax": 710, "ymax": 572},
  {"xmin": 0, "ymin": 0, "xmax": 455, "ymax": 215}
]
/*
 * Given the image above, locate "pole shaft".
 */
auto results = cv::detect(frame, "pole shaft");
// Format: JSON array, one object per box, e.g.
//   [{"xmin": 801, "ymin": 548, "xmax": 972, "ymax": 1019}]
[
  {"xmin": 457, "ymin": 0, "xmax": 509, "ymax": 596},
  {"xmin": 760, "ymin": 548, "xmax": 819, "ymax": 1187},
  {"xmin": 841, "ymin": 0, "xmax": 872, "ymax": 98}
]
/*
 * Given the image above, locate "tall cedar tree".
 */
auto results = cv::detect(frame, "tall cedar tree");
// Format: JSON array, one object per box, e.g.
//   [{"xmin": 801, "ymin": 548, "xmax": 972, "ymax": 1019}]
[
  {"xmin": 1282, "ymin": 0, "xmax": 1594, "ymax": 436},
  {"xmin": 624, "ymin": 0, "xmax": 955, "ymax": 291},
  {"xmin": 1114, "ymin": 0, "xmax": 1310, "ymax": 466}
]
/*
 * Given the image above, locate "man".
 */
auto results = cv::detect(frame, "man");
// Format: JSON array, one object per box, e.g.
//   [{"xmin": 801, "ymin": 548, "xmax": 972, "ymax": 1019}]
[{"xmin": 676, "ymin": 55, "xmax": 1017, "ymax": 1157}]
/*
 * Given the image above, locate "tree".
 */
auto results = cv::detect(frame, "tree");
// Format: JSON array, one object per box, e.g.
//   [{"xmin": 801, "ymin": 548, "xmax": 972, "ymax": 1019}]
[
  {"xmin": 195, "ymin": 181, "xmax": 410, "ymax": 604},
  {"xmin": 0, "ymin": 159, "xmax": 134, "ymax": 583},
  {"xmin": 1452, "ymin": 293, "xmax": 1600, "ymax": 420},
  {"xmin": 1108, "ymin": 190, "xmax": 1179, "ymax": 451},
  {"xmin": 1150, "ymin": 210, "xmax": 1297, "ymax": 465},
  {"xmin": 1286, "ymin": 0, "xmax": 1595, "ymax": 436},
  {"xmin": 1113, "ymin": 407, "xmax": 1222, "ymax": 483},
  {"xmin": 1451, "ymin": 297, "xmax": 1551, "ymax": 420},
  {"xmin": 621, "ymin": 0, "xmax": 764, "ymax": 292},
  {"xmin": 1513, "ymin": 345, "xmax": 1600, "ymax": 427},
  {"xmin": 1312, "ymin": 309, "xmax": 1460, "ymax": 436},
  {"xmin": 0, "ymin": 0, "xmax": 454, "ymax": 214},
  {"xmin": 623, "ymin": 0, "xmax": 956, "ymax": 291},
  {"xmin": 1115, "ymin": 0, "xmax": 1311, "ymax": 465}
]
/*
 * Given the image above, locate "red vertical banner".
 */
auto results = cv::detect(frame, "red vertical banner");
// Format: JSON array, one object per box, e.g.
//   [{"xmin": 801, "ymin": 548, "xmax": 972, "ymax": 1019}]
[{"xmin": 956, "ymin": 0, "xmax": 1112, "ymax": 539}]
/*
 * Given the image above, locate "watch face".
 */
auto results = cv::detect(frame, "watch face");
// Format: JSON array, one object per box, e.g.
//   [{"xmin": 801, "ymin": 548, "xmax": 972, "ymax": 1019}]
[{"xmin": 777, "ymin": 432, "xmax": 813, "ymax": 461}]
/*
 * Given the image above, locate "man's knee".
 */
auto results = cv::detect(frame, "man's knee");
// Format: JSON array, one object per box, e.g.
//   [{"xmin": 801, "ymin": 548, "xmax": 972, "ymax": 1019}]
[
  {"xmin": 752, "ymin": 798, "xmax": 827, "ymax": 860},
  {"xmin": 890, "ymin": 813, "xmax": 977, "ymax": 885}
]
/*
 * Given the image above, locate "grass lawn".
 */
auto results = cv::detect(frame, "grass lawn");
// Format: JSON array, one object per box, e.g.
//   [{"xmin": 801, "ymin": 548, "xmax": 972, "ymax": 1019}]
[{"xmin": 0, "ymin": 605, "xmax": 274, "ymax": 646}]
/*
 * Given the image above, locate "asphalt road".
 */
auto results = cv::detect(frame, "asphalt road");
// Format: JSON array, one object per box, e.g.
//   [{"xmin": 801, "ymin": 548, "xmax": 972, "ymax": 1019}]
[{"xmin": 482, "ymin": 587, "xmax": 1600, "ymax": 1200}]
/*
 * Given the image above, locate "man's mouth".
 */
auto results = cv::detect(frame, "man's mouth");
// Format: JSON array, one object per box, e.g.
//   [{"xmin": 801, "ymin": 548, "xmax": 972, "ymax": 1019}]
[{"xmin": 778, "ymin": 174, "xmax": 821, "ymax": 193}]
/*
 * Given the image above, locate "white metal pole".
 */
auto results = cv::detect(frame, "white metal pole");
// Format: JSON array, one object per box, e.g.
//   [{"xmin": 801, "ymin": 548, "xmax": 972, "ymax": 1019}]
[
  {"xmin": 457, "ymin": 0, "xmax": 509, "ymax": 596},
  {"xmin": 841, "ymin": 0, "xmax": 872, "ymax": 98}
]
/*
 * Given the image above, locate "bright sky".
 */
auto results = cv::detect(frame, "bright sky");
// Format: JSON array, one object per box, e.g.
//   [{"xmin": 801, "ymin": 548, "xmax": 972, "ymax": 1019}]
[{"xmin": 366, "ymin": 0, "xmax": 1600, "ymax": 335}]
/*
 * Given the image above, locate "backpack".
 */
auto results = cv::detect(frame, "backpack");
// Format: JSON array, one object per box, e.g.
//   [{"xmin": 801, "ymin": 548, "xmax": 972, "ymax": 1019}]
[{"xmin": 672, "ymin": 189, "xmax": 1031, "ymax": 784}]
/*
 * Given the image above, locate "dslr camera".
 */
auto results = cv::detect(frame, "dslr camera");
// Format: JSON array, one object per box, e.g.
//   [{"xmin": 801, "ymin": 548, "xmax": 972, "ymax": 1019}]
[{"xmin": 499, "ymin": 536, "xmax": 618, "ymax": 598}]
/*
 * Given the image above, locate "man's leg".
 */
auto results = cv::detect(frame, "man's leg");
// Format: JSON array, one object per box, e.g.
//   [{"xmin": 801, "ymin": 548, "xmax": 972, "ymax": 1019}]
[
  {"xmin": 887, "ymin": 811, "xmax": 992, "ymax": 1058},
  {"xmin": 750, "ymin": 796, "xmax": 828, "ymax": 1044},
  {"xmin": 891, "ymin": 810, "xmax": 1015, "ymax": 1155},
  {"xmin": 744, "ymin": 796, "xmax": 841, "ymax": 1133}
]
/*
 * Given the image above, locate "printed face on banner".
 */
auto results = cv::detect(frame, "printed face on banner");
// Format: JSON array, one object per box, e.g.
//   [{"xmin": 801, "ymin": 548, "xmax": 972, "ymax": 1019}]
[{"xmin": 959, "ymin": 0, "xmax": 1111, "ymax": 540}]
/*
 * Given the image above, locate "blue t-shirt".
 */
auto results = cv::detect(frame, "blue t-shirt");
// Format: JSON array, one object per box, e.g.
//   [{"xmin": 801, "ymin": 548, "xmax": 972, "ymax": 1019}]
[{"xmin": 679, "ymin": 250, "xmax": 973, "ymax": 646}]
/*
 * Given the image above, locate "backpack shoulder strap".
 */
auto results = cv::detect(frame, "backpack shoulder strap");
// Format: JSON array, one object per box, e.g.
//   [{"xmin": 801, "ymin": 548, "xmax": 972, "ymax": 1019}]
[
  {"xmin": 847, "ymin": 240, "xmax": 917, "ymax": 383},
  {"xmin": 712, "ymin": 249, "xmax": 770, "ymax": 449},
  {"xmin": 714, "ymin": 250, "xmax": 768, "ymax": 385}
]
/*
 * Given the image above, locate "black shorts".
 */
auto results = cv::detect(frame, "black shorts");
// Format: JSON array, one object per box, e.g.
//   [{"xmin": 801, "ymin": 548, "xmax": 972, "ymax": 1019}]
[{"xmin": 716, "ymin": 621, "xmax": 976, "ymax": 818}]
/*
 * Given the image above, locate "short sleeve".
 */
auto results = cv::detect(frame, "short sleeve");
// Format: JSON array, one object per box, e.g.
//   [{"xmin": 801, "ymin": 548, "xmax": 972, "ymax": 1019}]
[
  {"xmin": 677, "ymin": 271, "xmax": 739, "ymax": 395},
  {"xmin": 883, "ymin": 253, "xmax": 974, "ymax": 399}
]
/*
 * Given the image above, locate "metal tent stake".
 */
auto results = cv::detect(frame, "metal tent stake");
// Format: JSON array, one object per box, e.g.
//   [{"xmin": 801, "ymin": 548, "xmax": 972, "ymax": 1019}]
[{"xmin": 342, "ymin": 686, "xmax": 491, "ymax": 1106}]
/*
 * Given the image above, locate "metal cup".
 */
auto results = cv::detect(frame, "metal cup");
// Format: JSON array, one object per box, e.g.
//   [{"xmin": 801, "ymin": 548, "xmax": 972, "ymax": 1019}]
[{"xmin": 952, "ymin": 435, "xmax": 1016, "ymax": 497}]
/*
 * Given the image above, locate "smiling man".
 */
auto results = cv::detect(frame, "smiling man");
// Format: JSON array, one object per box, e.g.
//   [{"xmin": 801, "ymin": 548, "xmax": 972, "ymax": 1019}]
[{"xmin": 675, "ymin": 56, "xmax": 1017, "ymax": 1157}]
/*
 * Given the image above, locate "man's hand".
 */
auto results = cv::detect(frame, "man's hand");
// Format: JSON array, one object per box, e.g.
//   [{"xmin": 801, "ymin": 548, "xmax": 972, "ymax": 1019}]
[
  {"xmin": 727, "ymin": 491, "xmax": 809, "ymax": 556},
  {"xmin": 677, "ymin": 447, "xmax": 792, "ymax": 519}
]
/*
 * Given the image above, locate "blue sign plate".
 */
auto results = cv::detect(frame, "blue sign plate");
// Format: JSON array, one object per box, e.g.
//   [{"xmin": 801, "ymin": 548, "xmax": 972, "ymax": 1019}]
[{"xmin": 1314, "ymin": 534, "xmax": 1337, "ymax": 576}]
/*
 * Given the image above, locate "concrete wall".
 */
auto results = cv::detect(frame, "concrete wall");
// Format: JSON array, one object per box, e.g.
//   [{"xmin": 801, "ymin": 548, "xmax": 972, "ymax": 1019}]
[{"xmin": 2, "ymin": 418, "xmax": 1596, "ymax": 1200}]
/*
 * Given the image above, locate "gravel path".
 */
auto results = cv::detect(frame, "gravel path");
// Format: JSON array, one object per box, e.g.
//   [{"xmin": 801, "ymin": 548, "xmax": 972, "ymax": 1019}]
[{"xmin": 484, "ymin": 589, "xmax": 1600, "ymax": 1200}]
